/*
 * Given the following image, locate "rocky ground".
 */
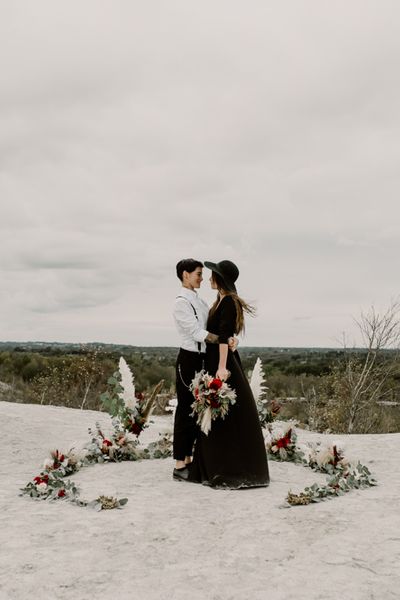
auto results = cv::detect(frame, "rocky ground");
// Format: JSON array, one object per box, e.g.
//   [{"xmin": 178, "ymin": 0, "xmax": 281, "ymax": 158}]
[{"xmin": 0, "ymin": 400, "xmax": 399, "ymax": 600}]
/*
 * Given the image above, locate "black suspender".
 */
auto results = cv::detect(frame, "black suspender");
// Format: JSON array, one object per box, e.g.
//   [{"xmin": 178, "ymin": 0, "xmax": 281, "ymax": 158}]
[{"xmin": 176, "ymin": 295, "xmax": 202, "ymax": 353}]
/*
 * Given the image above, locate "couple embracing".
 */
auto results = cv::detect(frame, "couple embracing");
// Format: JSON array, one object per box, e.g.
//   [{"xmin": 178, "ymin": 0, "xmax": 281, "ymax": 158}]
[{"xmin": 173, "ymin": 258, "xmax": 269, "ymax": 489}]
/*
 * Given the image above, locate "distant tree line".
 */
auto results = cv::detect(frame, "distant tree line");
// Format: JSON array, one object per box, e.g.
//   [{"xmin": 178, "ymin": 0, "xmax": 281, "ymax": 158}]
[{"xmin": 1, "ymin": 329, "xmax": 400, "ymax": 433}]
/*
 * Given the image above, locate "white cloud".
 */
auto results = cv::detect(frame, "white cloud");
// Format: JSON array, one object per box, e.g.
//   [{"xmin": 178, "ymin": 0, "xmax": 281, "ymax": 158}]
[{"xmin": 1, "ymin": 0, "xmax": 400, "ymax": 346}]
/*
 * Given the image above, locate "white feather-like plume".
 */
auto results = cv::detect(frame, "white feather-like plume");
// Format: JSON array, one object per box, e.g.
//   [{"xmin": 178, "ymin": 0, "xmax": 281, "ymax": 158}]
[
  {"xmin": 118, "ymin": 357, "xmax": 137, "ymax": 410},
  {"xmin": 200, "ymin": 406, "xmax": 212, "ymax": 435},
  {"xmin": 250, "ymin": 357, "xmax": 267, "ymax": 403}
]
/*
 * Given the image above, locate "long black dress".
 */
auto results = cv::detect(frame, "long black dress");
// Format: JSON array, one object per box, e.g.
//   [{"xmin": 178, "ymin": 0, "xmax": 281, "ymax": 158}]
[{"xmin": 189, "ymin": 295, "xmax": 270, "ymax": 489}]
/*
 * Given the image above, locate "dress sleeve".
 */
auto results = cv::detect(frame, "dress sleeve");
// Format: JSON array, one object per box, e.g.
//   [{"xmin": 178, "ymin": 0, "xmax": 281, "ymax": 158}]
[{"xmin": 218, "ymin": 296, "xmax": 237, "ymax": 344}]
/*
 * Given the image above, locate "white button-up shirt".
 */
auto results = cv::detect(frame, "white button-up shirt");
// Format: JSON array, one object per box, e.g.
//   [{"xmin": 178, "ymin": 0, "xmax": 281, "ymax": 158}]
[{"xmin": 173, "ymin": 287, "xmax": 209, "ymax": 353}]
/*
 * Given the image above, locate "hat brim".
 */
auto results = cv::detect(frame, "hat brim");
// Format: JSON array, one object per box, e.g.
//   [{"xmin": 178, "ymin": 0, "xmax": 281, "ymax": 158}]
[{"xmin": 204, "ymin": 261, "xmax": 237, "ymax": 292}]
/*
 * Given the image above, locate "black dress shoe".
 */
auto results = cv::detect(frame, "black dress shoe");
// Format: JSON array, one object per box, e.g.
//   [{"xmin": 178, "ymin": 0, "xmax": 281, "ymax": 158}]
[{"xmin": 173, "ymin": 466, "xmax": 190, "ymax": 481}]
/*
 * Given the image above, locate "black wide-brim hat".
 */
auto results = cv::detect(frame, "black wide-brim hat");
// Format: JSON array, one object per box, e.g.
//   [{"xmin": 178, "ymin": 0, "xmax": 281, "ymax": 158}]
[{"xmin": 204, "ymin": 260, "xmax": 239, "ymax": 293}]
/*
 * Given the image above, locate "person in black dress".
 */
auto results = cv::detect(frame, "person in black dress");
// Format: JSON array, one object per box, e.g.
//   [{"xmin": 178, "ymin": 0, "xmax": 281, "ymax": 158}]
[
  {"xmin": 189, "ymin": 260, "xmax": 270, "ymax": 489},
  {"xmin": 172, "ymin": 259, "xmax": 239, "ymax": 482}
]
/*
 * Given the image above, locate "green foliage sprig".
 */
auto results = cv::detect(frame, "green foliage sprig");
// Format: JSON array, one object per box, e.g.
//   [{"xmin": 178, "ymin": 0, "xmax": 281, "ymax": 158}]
[
  {"xmin": 287, "ymin": 462, "xmax": 377, "ymax": 506},
  {"xmin": 100, "ymin": 371, "xmax": 125, "ymax": 418}
]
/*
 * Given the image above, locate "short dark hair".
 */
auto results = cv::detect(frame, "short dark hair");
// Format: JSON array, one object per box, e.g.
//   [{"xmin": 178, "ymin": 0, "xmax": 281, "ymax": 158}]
[{"xmin": 176, "ymin": 258, "xmax": 203, "ymax": 281}]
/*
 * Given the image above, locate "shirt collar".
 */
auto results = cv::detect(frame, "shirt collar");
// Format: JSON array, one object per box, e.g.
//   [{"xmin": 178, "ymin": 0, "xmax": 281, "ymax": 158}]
[{"xmin": 179, "ymin": 287, "xmax": 198, "ymax": 300}]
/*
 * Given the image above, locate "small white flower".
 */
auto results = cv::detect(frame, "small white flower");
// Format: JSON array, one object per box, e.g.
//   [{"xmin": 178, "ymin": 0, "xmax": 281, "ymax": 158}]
[
  {"xmin": 43, "ymin": 458, "xmax": 54, "ymax": 470},
  {"xmin": 37, "ymin": 482, "xmax": 48, "ymax": 493},
  {"xmin": 74, "ymin": 447, "xmax": 89, "ymax": 461},
  {"xmin": 166, "ymin": 398, "xmax": 177, "ymax": 415},
  {"xmin": 316, "ymin": 444, "xmax": 335, "ymax": 466},
  {"xmin": 124, "ymin": 397, "xmax": 135, "ymax": 410}
]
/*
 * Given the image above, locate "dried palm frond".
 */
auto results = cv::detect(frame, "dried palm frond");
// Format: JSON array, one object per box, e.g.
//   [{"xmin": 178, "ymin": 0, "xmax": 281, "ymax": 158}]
[{"xmin": 141, "ymin": 379, "xmax": 164, "ymax": 422}]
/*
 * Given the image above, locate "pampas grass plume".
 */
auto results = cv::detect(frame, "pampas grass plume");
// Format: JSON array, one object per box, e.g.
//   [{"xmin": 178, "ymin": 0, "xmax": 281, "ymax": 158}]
[
  {"xmin": 118, "ymin": 357, "xmax": 137, "ymax": 410},
  {"xmin": 250, "ymin": 357, "xmax": 267, "ymax": 402}
]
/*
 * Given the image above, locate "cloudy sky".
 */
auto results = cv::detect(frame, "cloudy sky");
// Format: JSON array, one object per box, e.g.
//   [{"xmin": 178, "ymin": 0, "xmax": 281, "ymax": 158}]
[{"xmin": 1, "ymin": 1, "xmax": 399, "ymax": 347}]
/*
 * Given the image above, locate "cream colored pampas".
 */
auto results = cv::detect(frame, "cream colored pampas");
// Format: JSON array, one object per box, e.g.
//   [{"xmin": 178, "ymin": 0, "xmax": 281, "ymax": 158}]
[
  {"xmin": 118, "ymin": 357, "xmax": 137, "ymax": 411},
  {"xmin": 250, "ymin": 357, "xmax": 267, "ymax": 402}
]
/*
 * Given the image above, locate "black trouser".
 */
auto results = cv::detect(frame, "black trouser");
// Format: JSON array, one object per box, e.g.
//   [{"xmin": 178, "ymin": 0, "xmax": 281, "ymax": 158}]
[{"xmin": 173, "ymin": 348, "xmax": 205, "ymax": 460}]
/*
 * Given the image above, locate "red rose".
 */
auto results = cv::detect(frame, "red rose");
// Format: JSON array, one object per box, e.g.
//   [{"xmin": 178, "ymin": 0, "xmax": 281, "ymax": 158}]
[
  {"xmin": 102, "ymin": 439, "xmax": 112, "ymax": 447},
  {"xmin": 210, "ymin": 398, "xmax": 220, "ymax": 409},
  {"xmin": 130, "ymin": 421, "xmax": 143, "ymax": 436},
  {"xmin": 194, "ymin": 388, "xmax": 199, "ymax": 399},
  {"xmin": 34, "ymin": 474, "xmax": 49, "ymax": 485},
  {"xmin": 51, "ymin": 449, "xmax": 64, "ymax": 468},
  {"xmin": 209, "ymin": 378, "xmax": 223, "ymax": 391},
  {"xmin": 58, "ymin": 489, "xmax": 66, "ymax": 498},
  {"xmin": 276, "ymin": 429, "xmax": 292, "ymax": 449}
]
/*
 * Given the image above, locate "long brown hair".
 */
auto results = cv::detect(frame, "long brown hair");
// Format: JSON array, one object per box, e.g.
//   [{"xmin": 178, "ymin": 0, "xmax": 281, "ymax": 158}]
[{"xmin": 209, "ymin": 272, "xmax": 256, "ymax": 334}]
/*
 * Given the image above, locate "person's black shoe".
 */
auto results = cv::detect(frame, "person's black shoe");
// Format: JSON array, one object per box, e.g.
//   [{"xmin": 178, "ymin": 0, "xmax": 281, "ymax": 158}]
[{"xmin": 173, "ymin": 466, "xmax": 190, "ymax": 481}]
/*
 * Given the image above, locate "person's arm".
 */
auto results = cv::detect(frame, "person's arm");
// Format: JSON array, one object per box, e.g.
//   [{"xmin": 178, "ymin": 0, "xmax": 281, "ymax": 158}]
[
  {"xmin": 215, "ymin": 297, "xmax": 236, "ymax": 381},
  {"xmin": 216, "ymin": 344, "xmax": 229, "ymax": 381},
  {"xmin": 228, "ymin": 336, "xmax": 239, "ymax": 351},
  {"xmin": 205, "ymin": 332, "xmax": 219, "ymax": 343},
  {"xmin": 205, "ymin": 333, "xmax": 238, "ymax": 348}
]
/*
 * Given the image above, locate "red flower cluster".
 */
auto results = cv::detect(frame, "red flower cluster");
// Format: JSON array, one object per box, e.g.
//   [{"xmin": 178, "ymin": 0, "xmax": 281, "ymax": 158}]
[
  {"xmin": 58, "ymin": 489, "xmax": 66, "ymax": 498},
  {"xmin": 102, "ymin": 439, "xmax": 113, "ymax": 447},
  {"xmin": 34, "ymin": 474, "xmax": 49, "ymax": 485},
  {"xmin": 128, "ymin": 420, "xmax": 143, "ymax": 436},
  {"xmin": 51, "ymin": 450, "xmax": 65, "ymax": 469},
  {"xmin": 209, "ymin": 378, "xmax": 223, "ymax": 391},
  {"xmin": 210, "ymin": 398, "xmax": 220, "ymax": 408},
  {"xmin": 332, "ymin": 445, "xmax": 341, "ymax": 467},
  {"xmin": 276, "ymin": 428, "xmax": 292, "ymax": 449}
]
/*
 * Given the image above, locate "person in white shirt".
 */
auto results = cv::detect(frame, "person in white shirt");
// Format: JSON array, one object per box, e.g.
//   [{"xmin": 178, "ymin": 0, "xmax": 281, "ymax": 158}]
[{"xmin": 172, "ymin": 258, "xmax": 235, "ymax": 481}]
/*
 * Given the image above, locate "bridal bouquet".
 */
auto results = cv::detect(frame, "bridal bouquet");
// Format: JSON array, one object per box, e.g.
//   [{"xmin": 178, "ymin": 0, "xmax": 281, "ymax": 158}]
[{"xmin": 190, "ymin": 370, "xmax": 237, "ymax": 435}]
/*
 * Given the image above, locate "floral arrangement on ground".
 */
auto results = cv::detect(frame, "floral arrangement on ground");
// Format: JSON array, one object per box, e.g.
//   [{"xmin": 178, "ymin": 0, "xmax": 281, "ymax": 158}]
[
  {"xmin": 20, "ymin": 358, "xmax": 172, "ymax": 510},
  {"xmin": 250, "ymin": 358, "xmax": 377, "ymax": 506},
  {"xmin": 264, "ymin": 421, "xmax": 377, "ymax": 506}
]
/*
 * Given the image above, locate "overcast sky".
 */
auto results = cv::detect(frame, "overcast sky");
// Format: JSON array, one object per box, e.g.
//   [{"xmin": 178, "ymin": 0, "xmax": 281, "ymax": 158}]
[{"xmin": 1, "ymin": 1, "xmax": 399, "ymax": 347}]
